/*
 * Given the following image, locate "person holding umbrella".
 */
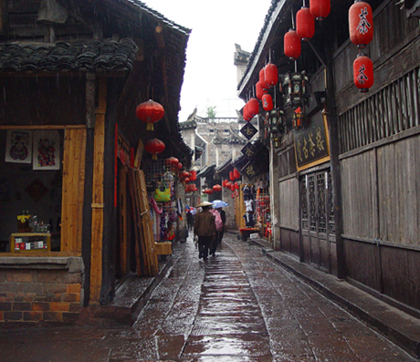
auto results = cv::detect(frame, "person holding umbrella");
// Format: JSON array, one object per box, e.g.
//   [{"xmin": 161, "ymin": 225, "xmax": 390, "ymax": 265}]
[
  {"xmin": 212, "ymin": 200, "xmax": 228, "ymax": 246},
  {"xmin": 194, "ymin": 201, "xmax": 216, "ymax": 260}
]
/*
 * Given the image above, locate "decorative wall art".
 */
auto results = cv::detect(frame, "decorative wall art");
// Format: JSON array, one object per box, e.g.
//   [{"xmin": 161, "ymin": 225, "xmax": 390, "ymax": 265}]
[
  {"xmin": 33, "ymin": 130, "xmax": 60, "ymax": 170},
  {"xmin": 5, "ymin": 130, "xmax": 33, "ymax": 164}
]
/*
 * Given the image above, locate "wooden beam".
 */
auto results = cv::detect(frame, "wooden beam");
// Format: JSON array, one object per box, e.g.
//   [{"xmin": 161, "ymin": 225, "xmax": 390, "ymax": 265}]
[
  {"xmin": 89, "ymin": 76, "xmax": 107, "ymax": 303},
  {"xmin": 61, "ymin": 128, "xmax": 86, "ymax": 253}
]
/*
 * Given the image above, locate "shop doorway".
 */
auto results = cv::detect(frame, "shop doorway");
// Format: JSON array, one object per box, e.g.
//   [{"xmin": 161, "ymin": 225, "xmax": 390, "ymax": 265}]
[{"xmin": 300, "ymin": 170, "xmax": 335, "ymax": 272}]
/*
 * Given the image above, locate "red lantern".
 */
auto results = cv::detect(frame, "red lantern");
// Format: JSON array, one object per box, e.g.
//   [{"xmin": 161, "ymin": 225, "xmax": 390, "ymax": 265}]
[
  {"xmin": 165, "ymin": 157, "xmax": 178, "ymax": 166},
  {"xmin": 296, "ymin": 7, "xmax": 315, "ymax": 41},
  {"xmin": 230, "ymin": 184, "xmax": 235, "ymax": 192},
  {"xmin": 310, "ymin": 0, "xmax": 331, "ymax": 20},
  {"xmin": 229, "ymin": 171, "xmax": 235, "ymax": 182},
  {"xmin": 234, "ymin": 182, "xmax": 239, "ymax": 190},
  {"xmin": 259, "ymin": 68, "xmax": 269, "ymax": 89},
  {"xmin": 185, "ymin": 178, "xmax": 190, "ymax": 184},
  {"xmin": 349, "ymin": 1, "xmax": 373, "ymax": 49},
  {"xmin": 190, "ymin": 170, "xmax": 197, "ymax": 181},
  {"xmin": 213, "ymin": 184, "xmax": 222, "ymax": 192},
  {"xmin": 136, "ymin": 99, "xmax": 164, "ymax": 131},
  {"xmin": 353, "ymin": 54, "xmax": 374, "ymax": 93},
  {"xmin": 264, "ymin": 63, "xmax": 278, "ymax": 87},
  {"xmin": 233, "ymin": 168, "xmax": 240, "ymax": 180},
  {"xmin": 284, "ymin": 30, "xmax": 301, "ymax": 61},
  {"xmin": 256, "ymin": 81, "xmax": 268, "ymax": 100},
  {"xmin": 231, "ymin": 193, "xmax": 235, "ymax": 199},
  {"xmin": 243, "ymin": 103, "xmax": 252, "ymax": 121},
  {"xmin": 177, "ymin": 162, "xmax": 183, "ymax": 170},
  {"xmin": 207, "ymin": 188, "xmax": 214, "ymax": 195},
  {"xmin": 226, "ymin": 181, "xmax": 232, "ymax": 188},
  {"xmin": 248, "ymin": 98, "xmax": 260, "ymax": 117},
  {"xmin": 145, "ymin": 138, "xmax": 165, "ymax": 160},
  {"xmin": 180, "ymin": 171, "xmax": 190, "ymax": 179},
  {"xmin": 262, "ymin": 94, "xmax": 273, "ymax": 111}
]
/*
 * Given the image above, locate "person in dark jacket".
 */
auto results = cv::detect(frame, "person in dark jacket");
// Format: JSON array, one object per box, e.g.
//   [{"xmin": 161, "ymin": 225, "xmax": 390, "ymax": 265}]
[
  {"xmin": 194, "ymin": 201, "xmax": 216, "ymax": 260},
  {"xmin": 216, "ymin": 207, "xmax": 226, "ymax": 245}
]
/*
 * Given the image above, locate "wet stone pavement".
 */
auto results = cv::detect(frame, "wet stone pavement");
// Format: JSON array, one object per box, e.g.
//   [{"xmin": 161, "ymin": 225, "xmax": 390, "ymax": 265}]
[{"xmin": 0, "ymin": 233, "xmax": 417, "ymax": 362}]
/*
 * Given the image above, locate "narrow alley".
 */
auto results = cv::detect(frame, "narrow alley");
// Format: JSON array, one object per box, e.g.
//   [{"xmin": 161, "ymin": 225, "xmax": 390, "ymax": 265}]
[{"xmin": 0, "ymin": 233, "xmax": 415, "ymax": 362}]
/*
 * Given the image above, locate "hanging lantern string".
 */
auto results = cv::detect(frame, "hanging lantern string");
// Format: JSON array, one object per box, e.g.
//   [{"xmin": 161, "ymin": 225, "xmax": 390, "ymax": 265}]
[
  {"xmin": 303, "ymin": 0, "xmax": 306, "ymax": 7},
  {"xmin": 291, "ymin": 9, "xmax": 295, "ymax": 29}
]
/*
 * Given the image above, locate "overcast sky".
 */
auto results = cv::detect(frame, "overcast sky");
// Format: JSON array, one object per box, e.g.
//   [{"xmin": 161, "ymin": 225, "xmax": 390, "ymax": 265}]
[{"xmin": 146, "ymin": 0, "xmax": 272, "ymax": 122}]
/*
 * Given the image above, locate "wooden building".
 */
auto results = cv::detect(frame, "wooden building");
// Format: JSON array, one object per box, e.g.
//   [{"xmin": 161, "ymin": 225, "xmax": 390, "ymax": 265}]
[
  {"xmin": 0, "ymin": 0, "xmax": 191, "ymax": 324},
  {"xmin": 238, "ymin": 0, "xmax": 420, "ymax": 318}
]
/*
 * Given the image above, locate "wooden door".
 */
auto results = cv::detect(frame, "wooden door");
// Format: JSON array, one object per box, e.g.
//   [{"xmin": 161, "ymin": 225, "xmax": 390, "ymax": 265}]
[{"xmin": 300, "ymin": 170, "xmax": 334, "ymax": 272}]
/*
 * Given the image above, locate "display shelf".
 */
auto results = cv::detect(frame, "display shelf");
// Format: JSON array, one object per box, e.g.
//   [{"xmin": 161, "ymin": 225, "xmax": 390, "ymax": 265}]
[{"xmin": 10, "ymin": 233, "xmax": 51, "ymax": 252}]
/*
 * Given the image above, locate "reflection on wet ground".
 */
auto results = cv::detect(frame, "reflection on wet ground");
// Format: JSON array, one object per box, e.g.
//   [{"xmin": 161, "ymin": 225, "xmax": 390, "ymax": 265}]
[{"xmin": 0, "ymin": 234, "xmax": 416, "ymax": 362}]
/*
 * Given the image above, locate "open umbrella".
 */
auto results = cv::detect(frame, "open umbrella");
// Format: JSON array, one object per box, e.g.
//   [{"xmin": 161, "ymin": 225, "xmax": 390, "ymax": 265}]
[{"xmin": 212, "ymin": 200, "xmax": 229, "ymax": 209}]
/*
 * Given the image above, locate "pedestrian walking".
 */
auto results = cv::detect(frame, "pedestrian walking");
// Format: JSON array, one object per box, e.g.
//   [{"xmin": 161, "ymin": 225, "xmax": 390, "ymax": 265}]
[
  {"xmin": 187, "ymin": 210, "xmax": 194, "ymax": 230},
  {"xmin": 216, "ymin": 206, "xmax": 226, "ymax": 244},
  {"xmin": 194, "ymin": 201, "xmax": 216, "ymax": 260},
  {"xmin": 209, "ymin": 207, "xmax": 223, "ymax": 256}
]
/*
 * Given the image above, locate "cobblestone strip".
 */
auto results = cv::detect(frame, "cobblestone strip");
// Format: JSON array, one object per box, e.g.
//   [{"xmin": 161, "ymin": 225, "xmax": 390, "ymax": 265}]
[{"xmin": 226, "ymin": 237, "xmax": 415, "ymax": 362}]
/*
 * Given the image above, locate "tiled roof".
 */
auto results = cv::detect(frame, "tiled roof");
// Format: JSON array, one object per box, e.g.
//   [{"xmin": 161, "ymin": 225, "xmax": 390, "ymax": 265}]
[{"xmin": 0, "ymin": 38, "xmax": 138, "ymax": 72}]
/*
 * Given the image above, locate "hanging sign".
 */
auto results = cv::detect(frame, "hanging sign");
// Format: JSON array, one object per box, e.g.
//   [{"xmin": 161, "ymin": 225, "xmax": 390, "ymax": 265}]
[
  {"xmin": 240, "ymin": 122, "xmax": 258, "ymax": 140},
  {"xmin": 241, "ymin": 160, "xmax": 259, "ymax": 179},
  {"xmin": 241, "ymin": 142, "xmax": 257, "ymax": 159},
  {"xmin": 294, "ymin": 112, "xmax": 330, "ymax": 171}
]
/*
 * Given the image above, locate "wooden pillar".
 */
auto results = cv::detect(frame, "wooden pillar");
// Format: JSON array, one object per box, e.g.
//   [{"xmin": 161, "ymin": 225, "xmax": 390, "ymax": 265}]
[
  {"xmin": 325, "ymin": 61, "xmax": 346, "ymax": 279},
  {"xmin": 90, "ymin": 76, "xmax": 107, "ymax": 303}
]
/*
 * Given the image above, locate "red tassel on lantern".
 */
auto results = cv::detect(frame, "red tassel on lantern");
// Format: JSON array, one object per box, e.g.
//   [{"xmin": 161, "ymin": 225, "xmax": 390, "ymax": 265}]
[
  {"xmin": 284, "ymin": 29, "xmax": 301, "ymax": 61},
  {"xmin": 296, "ymin": 7, "xmax": 315, "ymax": 41},
  {"xmin": 145, "ymin": 138, "xmax": 165, "ymax": 160},
  {"xmin": 353, "ymin": 54, "xmax": 374, "ymax": 93},
  {"xmin": 349, "ymin": 0, "xmax": 373, "ymax": 49},
  {"xmin": 264, "ymin": 63, "xmax": 278, "ymax": 87},
  {"xmin": 262, "ymin": 94, "xmax": 274, "ymax": 111},
  {"xmin": 136, "ymin": 99, "xmax": 164, "ymax": 131},
  {"xmin": 248, "ymin": 98, "xmax": 260, "ymax": 117},
  {"xmin": 310, "ymin": 0, "xmax": 331, "ymax": 20}
]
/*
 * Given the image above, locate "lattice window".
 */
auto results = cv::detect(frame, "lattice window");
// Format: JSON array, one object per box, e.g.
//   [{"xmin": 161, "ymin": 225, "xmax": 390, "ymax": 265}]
[
  {"xmin": 328, "ymin": 171, "xmax": 335, "ymax": 234},
  {"xmin": 317, "ymin": 173, "xmax": 326, "ymax": 234},
  {"xmin": 308, "ymin": 175, "xmax": 316, "ymax": 232},
  {"xmin": 339, "ymin": 67, "xmax": 420, "ymax": 154},
  {"xmin": 300, "ymin": 177, "xmax": 308, "ymax": 230}
]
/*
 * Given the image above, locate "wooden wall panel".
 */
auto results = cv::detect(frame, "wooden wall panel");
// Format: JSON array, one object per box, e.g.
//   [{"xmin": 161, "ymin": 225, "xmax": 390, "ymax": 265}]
[
  {"xmin": 279, "ymin": 178, "xmax": 299, "ymax": 230},
  {"xmin": 381, "ymin": 247, "xmax": 412, "ymax": 307},
  {"xmin": 344, "ymin": 238, "xmax": 381, "ymax": 291},
  {"xmin": 61, "ymin": 127, "xmax": 86, "ymax": 253},
  {"xmin": 341, "ymin": 151, "xmax": 377, "ymax": 239},
  {"xmin": 377, "ymin": 135, "xmax": 420, "ymax": 246}
]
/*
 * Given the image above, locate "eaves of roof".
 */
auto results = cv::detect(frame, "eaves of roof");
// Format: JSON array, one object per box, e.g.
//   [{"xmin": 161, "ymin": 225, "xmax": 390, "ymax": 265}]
[
  {"xmin": 197, "ymin": 164, "xmax": 216, "ymax": 178},
  {"xmin": 0, "ymin": 39, "xmax": 138, "ymax": 73},
  {"xmin": 215, "ymin": 158, "xmax": 233, "ymax": 174},
  {"xmin": 237, "ymin": 0, "xmax": 290, "ymax": 97}
]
